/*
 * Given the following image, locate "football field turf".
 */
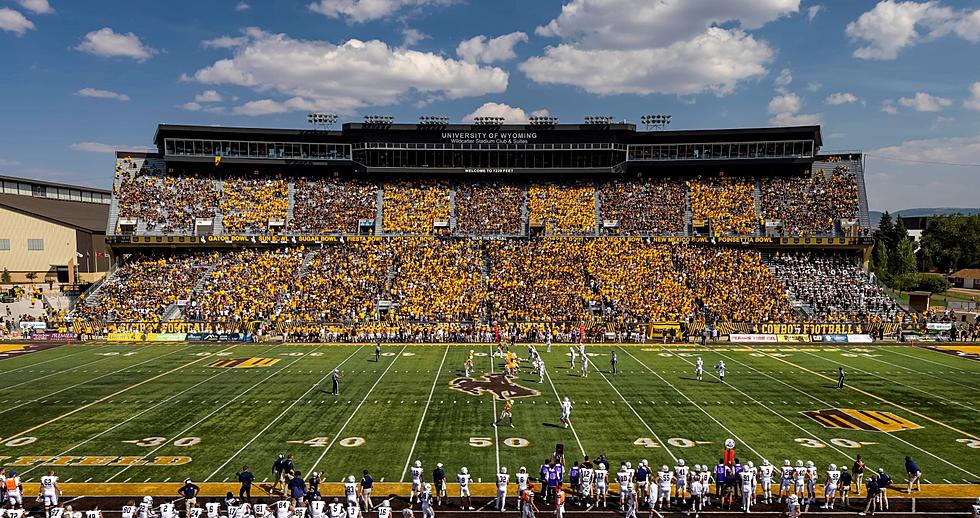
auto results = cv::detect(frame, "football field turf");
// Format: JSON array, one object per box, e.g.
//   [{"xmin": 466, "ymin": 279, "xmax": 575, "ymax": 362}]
[{"xmin": 0, "ymin": 342, "xmax": 977, "ymax": 492}]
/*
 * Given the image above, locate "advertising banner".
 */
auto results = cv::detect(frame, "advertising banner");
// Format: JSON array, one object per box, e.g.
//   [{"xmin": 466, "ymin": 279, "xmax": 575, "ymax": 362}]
[
  {"xmin": 108, "ymin": 332, "xmax": 143, "ymax": 341},
  {"xmin": 29, "ymin": 332, "xmax": 78, "ymax": 341},
  {"xmin": 815, "ymin": 334, "xmax": 849, "ymax": 343},
  {"xmin": 776, "ymin": 334, "xmax": 810, "ymax": 343},
  {"xmin": 19, "ymin": 321, "xmax": 47, "ymax": 331},
  {"xmin": 186, "ymin": 332, "xmax": 253, "ymax": 342},
  {"xmin": 729, "ymin": 334, "xmax": 777, "ymax": 343},
  {"xmin": 147, "ymin": 333, "xmax": 187, "ymax": 342},
  {"xmin": 925, "ymin": 322, "xmax": 953, "ymax": 331},
  {"xmin": 846, "ymin": 334, "xmax": 874, "ymax": 343}
]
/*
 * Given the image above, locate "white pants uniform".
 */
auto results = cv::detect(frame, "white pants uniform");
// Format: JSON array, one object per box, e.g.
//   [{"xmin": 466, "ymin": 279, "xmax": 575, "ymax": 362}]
[
  {"xmin": 43, "ymin": 491, "xmax": 59, "ymax": 507},
  {"xmin": 7, "ymin": 490, "xmax": 22, "ymax": 506},
  {"xmin": 825, "ymin": 484, "xmax": 837, "ymax": 499}
]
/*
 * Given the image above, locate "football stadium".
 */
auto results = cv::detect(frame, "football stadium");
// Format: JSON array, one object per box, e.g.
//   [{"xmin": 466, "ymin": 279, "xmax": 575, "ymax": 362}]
[{"xmin": 1, "ymin": 119, "xmax": 978, "ymax": 518}]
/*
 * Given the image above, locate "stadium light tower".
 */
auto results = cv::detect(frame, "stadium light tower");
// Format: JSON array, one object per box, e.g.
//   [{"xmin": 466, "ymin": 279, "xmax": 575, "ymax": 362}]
[
  {"xmin": 473, "ymin": 116, "xmax": 505, "ymax": 126},
  {"xmin": 307, "ymin": 113, "xmax": 338, "ymax": 129},
  {"xmin": 363, "ymin": 115, "xmax": 394, "ymax": 125},
  {"xmin": 529, "ymin": 116, "xmax": 559, "ymax": 126},
  {"xmin": 640, "ymin": 114, "xmax": 672, "ymax": 130},
  {"xmin": 584, "ymin": 115, "xmax": 615, "ymax": 125},
  {"xmin": 419, "ymin": 115, "xmax": 450, "ymax": 126}
]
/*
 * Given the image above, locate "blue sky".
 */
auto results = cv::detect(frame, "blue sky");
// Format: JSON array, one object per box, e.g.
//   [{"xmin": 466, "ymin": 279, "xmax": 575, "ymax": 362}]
[{"xmin": 1, "ymin": 0, "xmax": 979, "ymax": 211}]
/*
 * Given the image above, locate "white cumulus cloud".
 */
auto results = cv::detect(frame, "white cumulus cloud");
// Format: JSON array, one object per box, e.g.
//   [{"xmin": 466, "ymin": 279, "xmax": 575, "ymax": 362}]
[
  {"xmin": 846, "ymin": 0, "xmax": 980, "ymax": 60},
  {"xmin": 806, "ymin": 4, "xmax": 823, "ymax": 21},
  {"xmin": 522, "ymin": 0, "xmax": 796, "ymax": 96},
  {"xmin": 462, "ymin": 103, "xmax": 549, "ymax": 124},
  {"xmin": 401, "ymin": 28, "xmax": 428, "ymax": 47},
  {"xmin": 19, "ymin": 0, "xmax": 53, "ymax": 14},
  {"xmin": 768, "ymin": 92, "xmax": 821, "ymax": 125},
  {"xmin": 881, "ymin": 100, "xmax": 899, "ymax": 114},
  {"xmin": 75, "ymin": 27, "xmax": 157, "ymax": 61},
  {"xmin": 308, "ymin": 0, "xmax": 453, "ymax": 23},
  {"xmin": 897, "ymin": 91, "xmax": 952, "ymax": 111},
  {"xmin": 76, "ymin": 87, "xmax": 130, "ymax": 101},
  {"xmin": 824, "ymin": 92, "xmax": 859, "ymax": 105},
  {"xmin": 190, "ymin": 28, "xmax": 508, "ymax": 115},
  {"xmin": 181, "ymin": 102, "xmax": 203, "ymax": 112},
  {"xmin": 456, "ymin": 32, "xmax": 528, "ymax": 64},
  {"xmin": 774, "ymin": 68, "xmax": 793, "ymax": 92},
  {"xmin": 0, "ymin": 8, "xmax": 34, "ymax": 35},
  {"xmin": 964, "ymin": 82, "xmax": 980, "ymax": 111},
  {"xmin": 194, "ymin": 90, "xmax": 223, "ymax": 102}
]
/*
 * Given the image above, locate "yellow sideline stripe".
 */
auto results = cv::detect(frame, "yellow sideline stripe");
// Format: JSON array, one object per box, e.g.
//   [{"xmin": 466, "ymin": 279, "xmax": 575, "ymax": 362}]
[
  {"xmin": 1, "ymin": 344, "xmax": 241, "ymax": 443},
  {"xmin": 755, "ymin": 348, "xmax": 980, "ymax": 442},
  {"xmin": 15, "ymin": 482, "xmax": 980, "ymax": 499}
]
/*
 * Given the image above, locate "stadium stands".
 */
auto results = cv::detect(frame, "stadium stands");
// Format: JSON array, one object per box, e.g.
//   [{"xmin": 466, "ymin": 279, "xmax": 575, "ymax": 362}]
[
  {"xmin": 598, "ymin": 178, "xmax": 685, "ymax": 234},
  {"xmin": 383, "ymin": 179, "xmax": 451, "ymax": 234},
  {"xmin": 288, "ymin": 177, "xmax": 377, "ymax": 234},
  {"xmin": 759, "ymin": 165, "xmax": 859, "ymax": 236},
  {"xmin": 455, "ymin": 180, "xmax": 523, "ymax": 235},
  {"xmin": 220, "ymin": 175, "xmax": 289, "ymax": 233},
  {"xmin": 686, "ymin": 176, "xmax": 759, "ymax": 235}
]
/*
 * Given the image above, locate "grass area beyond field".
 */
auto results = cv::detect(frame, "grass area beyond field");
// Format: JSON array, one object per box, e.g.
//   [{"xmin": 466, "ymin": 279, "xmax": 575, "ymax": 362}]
[{"xmin": 0, "ymin": 342, "xmax": 977, "ymax": 492}]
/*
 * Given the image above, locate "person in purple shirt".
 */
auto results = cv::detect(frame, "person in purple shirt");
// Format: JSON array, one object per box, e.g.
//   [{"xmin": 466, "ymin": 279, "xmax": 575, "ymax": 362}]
[
  {"xmin": 568, "ymin": 463, "xmax": 580, "ymax": 503},
  {"xmin": 547, "ymin": 462, "xmax": 561, "ymax": 502},
  {"xmin": 715, "ymin": 459, "xmax": 727, "ymax": 500},
  {"xmin": 733, "ymin": 459, "xmax": 743, "ymax": 500},
  {"xmin": 539, "ymin": 460, "xmax": 551, "ymax": 502}
]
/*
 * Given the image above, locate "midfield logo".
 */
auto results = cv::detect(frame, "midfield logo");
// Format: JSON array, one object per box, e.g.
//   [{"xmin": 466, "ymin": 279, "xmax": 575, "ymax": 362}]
[
  {"xmin": 449, "ymin": 373, "xmax": 541, "ymax": 401},
  {"xmin": 803, "ymin": 408, "xmax": 922, "ymax": 432}
]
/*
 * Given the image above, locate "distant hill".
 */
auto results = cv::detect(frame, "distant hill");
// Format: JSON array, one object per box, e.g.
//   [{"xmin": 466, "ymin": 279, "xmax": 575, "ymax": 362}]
[{"xmin": 870, "ymin": 208, "xmax": 980, "ymax": 227}]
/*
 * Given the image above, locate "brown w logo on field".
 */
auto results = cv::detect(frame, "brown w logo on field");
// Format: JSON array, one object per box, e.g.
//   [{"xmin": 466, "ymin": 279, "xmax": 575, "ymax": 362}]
[
  {"xmin": 208, "ymin": 357, "xmax": 280, "ymax": 369},
  {"xmin": 803, "ymin": 408, "xmax": 922, "ymax": 432},
  {"xmin": 449, "ymin": 373, "xmax": 541, "ymax": 401}
]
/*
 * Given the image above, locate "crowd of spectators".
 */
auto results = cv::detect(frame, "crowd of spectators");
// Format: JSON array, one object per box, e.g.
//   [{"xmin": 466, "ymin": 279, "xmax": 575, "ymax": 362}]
[
  {"xmin": 185, "ymin": 249, "xmax": 302, "ymax": 324},
  {"xmin": 455, "ymin": 181, "xmax": 523, "ymax": 234},
  {"xmin": 767, "ymin": 252, "xmax": 903, "ymax": 321},
  {"xmin": 382, "ymin": 179, "xmax": 451, "ymax": 234},
  {"xmin": 678, "ymin": 246, "xmax": 792, "ymax": 323},
  {"xmin": 220, "ymin": 175, "xmax": 289, "ymax": 233},
  {"xmin": 288, "ymin": 177, "xmax": 377, "ymax": 234},
  {"xmin": 280, "ymin": 240, "xmax": 393, "ymax": 323},
  {"xmin": 77, "ymin": 253, "xmax": 214, "ymax": 322},
  {"xmin": 528, "ymin": 180, "xmax": 596, "ymax": 234},
  {"xmin": 485, "ymin": 239, "xmax": 591, "ymax": 322},
  {"xmin": 390, "ymin": 238, "xmax": 486, "ymax": 321},
  {"xmin": 760, "ymin": 166, "xmax": 859, "ymax": 236},
  {"xmin": 598, "ymin": 178, "xmax": 685, "ymax": 234},
  {"xmin": 687, "ymin": 177, "xmax": 759, "ymax": 235},
  {"xmin": 117, "ymin": 173, "xmax": 219, "ymax": 233}
]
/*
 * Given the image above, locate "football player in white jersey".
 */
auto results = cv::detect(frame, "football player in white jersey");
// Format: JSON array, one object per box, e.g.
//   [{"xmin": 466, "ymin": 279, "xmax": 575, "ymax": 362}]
[
  {"xmin": 4, "ymin": 471, "xmax": 22, "ymax": 508},
  {"xmin": 785, "ymin": 494, "xmax": 801, "ymax": 518},
  {"xmin": 778, "ymin": 460, "xmax": 794, "ymax": 503},
  {"xmin": 188, "ymin": 507, "xmax": 204, "ymax": 518},
  {"xmin": 793, "ymin": 461, "xmax": 806, "ymax": 499},
  {"xmin": 537, "ymin": 360, "xmax": 545, "ymax": 384},
  {"xmin": 376, "ymin": 501, "xmax": 391, "ymax": 518},
  {"xmin": 308, "ymin": 498, "xmax": 325, "ymax": 518},
  {"xmin": 121, "ymin": 501, "xmax": 137, "ymax": 518},
  {"xmin": 159, "ymin": 502, "xmax": 176, "ymax": 518},
  {"xmin": 739, "ymin": 463, "xmax": 755, "ymax": 513},
  {"xmin": 822, "ymin": 463, "xmax": 841, "ymax": 510},
  {"xmin": 49, "ymin": 507, "xmax": 65, "ymax": 518},
  {"xmin": 137, "ymin": 497, "xmax": 155, "ymax": 518},
  {"xmin": 253, "ymin": 503, "xmax": 270, "ymax": 518},
  {"xmin": 559, "ymin": 397, "xmax": 572, "ymax": 429},
  {"xmin": 972, "ymin": 497, "xmax": 980, "ymax": 518},
  {"xmin": 457, "ymin": 467, "xmax": 473, "ymax": 510},
  {"xmin": 516, "ymin": 467, "xmax": 530, "ymax": 496},
  {"xmin": 695, "ymin": 357, "xmax": 704, "ymax": 381},
  {"xmin": 344, "ymin": 476, "xmax": 358, "ymax": 508},
  {"xmin": 420, "ymin": 484, "xmax": 434, "ymax": 518},
  {"xmin": 673, "ymin": 459, "xmax": 689, "ymax": 506},
  {"xmin": 273, "ymin": 499, "xmax": 292, "ymax": 518},
  {"xmin": 758, "ymin": 460, "xmax": 775, "ymax": 504},
  {"xmin": 84, "ymin": 510, "xmax": 102, "ymax": 518},
  {"xmin": 292, "ymin": 503, "xmax": 306, "ymax": 518},
  {"xmin": 578, "ymin": 463, "xmax": 593, "ymax": 508},
  {"xmin": 495, "ymin": 467, "xmax": 510, "ymax": 511},
  {"xmin": 345, "ymin": 501, "xmax": 360, "ymax": 518},
  {"xmin": 804, "ymin": 460, "xmax": 817, "ymax": 504},
  {"xmin": 204, "ymin": 501, "xmax": 220, "ymax": 518},
  {"xmin": 39, "ymin": 470, "xmax": 61, "ymax": 514},
  {"xmin": 715, "ymin": 361, "xmax": 726, "ymax": 383},
  {"xmin": 327, "ymin": 498, "xmax": 344, "ymax": 518},
  {"xmin": 690, "ymin": 471, "xmax": 704, "ymax": 515},
  {"xmin": 655, "ymin": 466, "xmax": 672, "ymax": 511},
  {"xmin": 410, "ymin": 461, "xmax": 424, "ymax": 504},
  {"xmin": 616, "ymin": 463, "xmax": 630, "ymax": 510},
  {"xmin": 594, "ymin": 465, "xmax": 608, "ymax": 508}
]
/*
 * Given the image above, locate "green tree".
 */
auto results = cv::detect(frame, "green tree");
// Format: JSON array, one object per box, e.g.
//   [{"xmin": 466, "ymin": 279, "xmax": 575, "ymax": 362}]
[
  {"xmin": 1, "ymin": 268, "xmax": 9, "ymax": 284},
  {"xmin": 919, "ymin": 214, "xmax": 980, "ymax": 272},
  {"xmin": 25, "ymin": 271, "xmax": 37, "ymax": 285},
  {"xmin": 893, "ymin": 239, "xmax": 917, "ymax": 277},
  {"xmin": 875, "ymin": 212, "xmax": 895, "ymax": 250},
  {"xmin": 871, "ymin": 241, "xmax": 890, "ymax": 284}
]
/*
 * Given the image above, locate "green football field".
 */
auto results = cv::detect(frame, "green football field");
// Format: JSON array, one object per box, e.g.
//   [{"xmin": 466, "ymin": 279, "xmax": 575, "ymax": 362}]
[{"xmin": 0, "ymin": 342, "xmax": 977, "ymax": 488}]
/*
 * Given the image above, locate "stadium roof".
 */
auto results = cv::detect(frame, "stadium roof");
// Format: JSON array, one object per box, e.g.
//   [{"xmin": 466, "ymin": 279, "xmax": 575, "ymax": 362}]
[
  {"xmin": 0, "ymin": 174, "xmax": 110, "ymax": 195},
  {"xmin": 0, "ymin": 193, "xmax": 108, "ymax": 233}
]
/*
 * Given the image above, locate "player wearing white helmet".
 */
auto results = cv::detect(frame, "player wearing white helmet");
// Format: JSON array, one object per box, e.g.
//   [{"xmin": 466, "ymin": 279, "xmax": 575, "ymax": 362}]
[
  {"xmin": 822, "ymin": 463, "xmax": 841, "ymax": 510},
  {"xmin": 420, "ymin": 484, "xmax": 434, "ymax": 518},
  {"xmin": 376, "ymin": 500, "xmax": 391, "ymax": 518},
  {"xmin": 655, "ymin": 466, "xmax": 672, "ymax": 511},
  {"xmin": 633, "ymin": 460, "xmax": 649, "ymax": 504},
  {"xmin": 616, "ymin": 463, "xmax": 631, "ymax": 511},
  {"xmin": 695, "ymin": 356, "xmax": 703, "ymax": 381},
  {"xmin": 496, "ymin": 467, "xmax": 510, "ymax": 511},
  {"xmin": 623, "ymin": 483, "xmax": 636, "ymax": 518},
  {"xmin": 138, "ymin": 497, "xmax": 155, "ymax": 518},
  {"xmin": 559, "ymin": 397, "xmax": 572, "ymax": 429},
  {"xmin": 779, "ymin": 460, "xmax": 794, "ymax": 502},
  {"xmin": 594, "ymin": 463, "xmax": 608, "ymax": 508},
  {"xmin": 578, "ymin": 462, "xmax": 594, "ymax": 507},
  {"xmin": 972, "ymin": 497, "xmax": 980, "ymax": 518},
  {"xmin": 758, "ymin": 460, "xmax": 775, "ymax": 505},
  {"xmin": 792, "ymin": 461, "xmax": 807, "ymax": 499},
  {"xmin": 410, "ymin": 460, "xmax": 424, "ymax": 504},
  {"xmin": 805, "ymin": 460, "xmax": 817, "ymax": 504},
  {"xmin": 785, "ymin": 494, "xmax": 801, "ymax": 518},
  {"xmin": 457, "ymin": 467, "xmax": 473, "ymax": 510},
  {"xmin": 739, "ymin": 461, "xmax": 756, "ymax": 513},
  {"xmin": 714, "ymin": 360, "xmax": 726, "ymax": 382},
  {"xmin": 344, "ymin": 476, "xmax": 358, "ymax": 508},
  {"xmin": 673, "ymin": 459, "xmax": 689, "ymax": 506}
]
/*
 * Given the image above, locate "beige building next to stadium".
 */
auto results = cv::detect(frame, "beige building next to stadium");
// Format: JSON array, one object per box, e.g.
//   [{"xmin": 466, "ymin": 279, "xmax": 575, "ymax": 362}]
[{"xmin": 0, "ymin": 175, "xmax": 111, "ymax": 285}]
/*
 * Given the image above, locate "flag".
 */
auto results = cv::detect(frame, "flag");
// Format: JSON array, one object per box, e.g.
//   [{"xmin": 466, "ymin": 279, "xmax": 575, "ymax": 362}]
[{"xmin": 214, "ymin": 155, "xmax": 222, "ymax": 166}]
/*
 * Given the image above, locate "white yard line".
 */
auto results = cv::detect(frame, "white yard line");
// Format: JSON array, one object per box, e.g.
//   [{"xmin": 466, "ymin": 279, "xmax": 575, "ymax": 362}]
[
  {"xmin": 400, "ymin": 345, "xmax": 450, "ymax": 482},
  {"xmin": 749, "ymin": 346, "xmax": 980, "ymax": 480},
  {"xmin": 489, "ymin": 346, "xmax": 500, "ymax": 475},
  {"xmin": 594, "ymin": 368, "xmax": 677, "ymax": 462},
  {"xmin": 800, "ymin": 350, "xmax": 979, "ymax": 416},
  {"xmin": 0, "ymin": 343, "xmax": 158, "ymax": 398},
  {"xmin": 619, "ymin": 346, "xmax": 764, "ymax": 460},
  {"xmin": 205, "ymin": 346, "xmax": 364, "ymax": 482},
  {"xmin": 18, "ymin": 343, "xmax": 288, "ymax": 477},
  {"xmin": 882, "ymin": 346, "xmax": 980, "ymax": 377},
  {"xmin": 542, "ymin": 356, "xmax": 586, "ymax": 458},
  {"xmin": 309, "ymin": 346, "xmax": 407, "ymax": 474},
  {"xmin": 856, "ymin": 351, "xmax": 980, "ymax": 396},
  {"xmin": 105, "ymin": 347, "xmax": 320, "ymax": 483}
]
